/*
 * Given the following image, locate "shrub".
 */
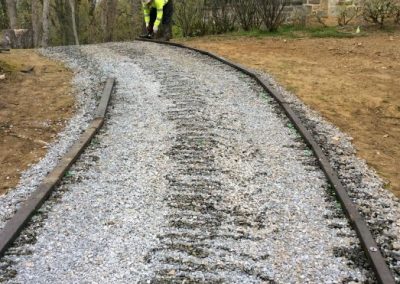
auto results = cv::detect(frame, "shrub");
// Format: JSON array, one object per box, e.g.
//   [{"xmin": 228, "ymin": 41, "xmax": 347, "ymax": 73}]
[
  {"xmin": 394, "ymin": 0, "xmax": 400, "ymax": 23},
  {"xmin": 337, "ymin": 0, "xmax": 361, "ymax": 26},
  {"xmin": 174, "ymin": 0, "xmax": 209, "ymax": 37},
  {"xmin": 231, "ymin": 0, "xmax": 261, "ymax": 31},
  {"xmin": 256, "ymin": 0, "xmax": 289, "ymax": 32},
  {"xmin": 362, "ymin": 0, "xmax": 396, "ymax": 27},
  {"xmin": 207, "ymin": 0, "xmax": 236, "ymax": 34}
]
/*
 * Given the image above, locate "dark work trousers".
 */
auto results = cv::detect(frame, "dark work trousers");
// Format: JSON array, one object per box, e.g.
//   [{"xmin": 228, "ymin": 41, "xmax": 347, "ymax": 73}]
[{"xmin": 149, "ymin": 0, "xmax": 173, "ymax": 33}]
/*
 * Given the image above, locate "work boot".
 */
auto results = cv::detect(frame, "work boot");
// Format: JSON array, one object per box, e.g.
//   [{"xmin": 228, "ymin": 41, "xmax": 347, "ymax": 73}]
[
  {"xmin": 139, "ymin": 32, "xmax": 153, "ymax": 39},
  {"xmin": 139, "ymin": 25, "xmax": 154, "ymax": 39}
]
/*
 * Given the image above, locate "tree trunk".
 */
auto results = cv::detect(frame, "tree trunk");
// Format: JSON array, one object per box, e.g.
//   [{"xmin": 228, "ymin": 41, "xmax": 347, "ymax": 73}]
[
  {"xmin": 54, "ymin": 0, "xmax": 69, "ymax": 45},
  {"xmin": 130, "ymin": 0, "xmax": 136, "ymax": 33},
  {"xmin": 41, "ymin": 0, "xmax": 50, "ymax": 47},
  {"xmin": 1, "ymin": 0, "xmax": 9, "ymax": 29},
  {"xmin": 104, "ymin": 0, "xmax": 117, "ymax": 42},
  {"xmin": 31, "ymin": 0, "xmax": 41, "ymax": 47},
  {"xmin": 5, "ymin": 0, "xmax": 17, "ymax": 28},
  {"xmin": 68, "ymin": 0, "xmax": 79, "ymax": 45}
]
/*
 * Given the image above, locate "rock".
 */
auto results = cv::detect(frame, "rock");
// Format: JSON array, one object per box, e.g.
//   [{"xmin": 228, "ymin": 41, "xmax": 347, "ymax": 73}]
[
  {"xmin": 391, "ymin": 251, "xmax": 400, "ymax": 261},
  {"xmin": 1, "ymin": 29, "xmax": 33, "ymax": 49},
  {"xmin": 21, "ymin": 66, "xmax": 34, "ymax": 73},
  {"xmin": 167, "ymin": 270, "xmax": 176, "ymax": 276},
  {"xmin": 0, "ymin": 74, "xmax": 5, "ymax": 80},
  {"xmin": 393, "ymin": 242, "xmax": 400, "ymax": 250}
]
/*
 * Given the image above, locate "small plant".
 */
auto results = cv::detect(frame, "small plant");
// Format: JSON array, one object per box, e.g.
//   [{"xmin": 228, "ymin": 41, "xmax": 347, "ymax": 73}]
[
  {"xmin": 336, "ymin": 0, "xmax": 361, "ymax": 26},
  {"xmin": 287, "ymin": 123, "xmax": 295, "ymax": 129},
  {"xmin": 91, "ymin": 138, "xmax": 100, "ymax": 145},
  {"xmin": 362, "ymin": 0, "xmax": 396, "ymax": 27},
  {"xmin": 64, "ymin": 171, "xmax": 75, "ymax": 178},
  {"xmin": 304, "ymin": 149, "xmax": 313, "ymax": 156}
]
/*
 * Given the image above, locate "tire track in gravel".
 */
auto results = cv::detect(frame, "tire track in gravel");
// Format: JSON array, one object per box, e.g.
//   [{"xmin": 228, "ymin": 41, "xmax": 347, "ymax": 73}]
[{"xmin": 148, "ymin": 76, "xmax": 274, "ymax": 283}]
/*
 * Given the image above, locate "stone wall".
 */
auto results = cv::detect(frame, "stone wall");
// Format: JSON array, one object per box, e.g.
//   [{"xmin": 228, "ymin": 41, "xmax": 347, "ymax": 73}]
[
  {"xmin": 283, "ymin": 0, "xmax": 338, "ymax": 25},
  {"xmin": 303, "ymin": 0, "xmax": 337, "ymax": 17}
]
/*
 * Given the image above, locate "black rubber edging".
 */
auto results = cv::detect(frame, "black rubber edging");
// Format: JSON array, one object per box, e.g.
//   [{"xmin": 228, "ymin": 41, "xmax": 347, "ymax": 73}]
[
  {"xmin": 0, "ymin": 77, "xmax": 115, "ymax": 258},
  {"xmin": 136, "ymin": 38, "xmax": 395, "ymax": 284}
]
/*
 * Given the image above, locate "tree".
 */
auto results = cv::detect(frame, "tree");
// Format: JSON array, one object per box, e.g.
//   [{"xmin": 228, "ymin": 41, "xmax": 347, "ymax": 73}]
[
  {"xmin": 41, "ymin": 0, "xmax": 50, "ymax": 47},
  {"xmin": 6, "ymin": 0, "xmax": 17, "ymax": 28},
  {"xmin": 105, "ymin": 0, "xmax": 117, "ymax": 41},
  {"xmin": 0, "ymin": 0, "xmax": 10, "ymax": 29},
  {"xmin": 31, "ymin": 0, "xmax": 41, "ymax": 46},
  {"xmin": 68, "ymin": 0, "xmax": 79, "ymax": 44}
]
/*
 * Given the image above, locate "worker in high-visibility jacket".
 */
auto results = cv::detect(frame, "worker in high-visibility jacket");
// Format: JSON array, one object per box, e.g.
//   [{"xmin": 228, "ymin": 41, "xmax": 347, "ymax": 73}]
[{"xmin": 140, "ymin": 0, "xmax": 173, "ymax": 41}]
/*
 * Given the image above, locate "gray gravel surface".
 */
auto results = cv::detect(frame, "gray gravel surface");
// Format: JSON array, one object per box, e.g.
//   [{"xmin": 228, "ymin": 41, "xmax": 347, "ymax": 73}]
[{"xmin": 1, "ymin": 41, "xmax": 398, "ymax": 283}]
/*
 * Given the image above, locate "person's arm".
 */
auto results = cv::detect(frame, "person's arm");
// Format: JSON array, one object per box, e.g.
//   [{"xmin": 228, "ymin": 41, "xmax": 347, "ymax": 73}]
[
  {"xmin": 143, "ymin": 3, "xmax": 150, "ymax": 29},
  {"xmin": 153, "ymin": 0, "xmax": 164, "ymax": 32}
]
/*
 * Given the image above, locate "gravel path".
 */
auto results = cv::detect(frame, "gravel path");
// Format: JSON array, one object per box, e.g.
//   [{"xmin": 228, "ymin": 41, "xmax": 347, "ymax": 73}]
[{"xmin": 2, "ymin": 41, "xmax": 398, "ymax": 283}]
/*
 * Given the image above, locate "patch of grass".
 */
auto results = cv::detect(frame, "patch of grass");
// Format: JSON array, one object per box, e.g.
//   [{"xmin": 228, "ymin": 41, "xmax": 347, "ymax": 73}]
[
  {"xmin": 286, "ymin": 85, "xmax": 298, "ymax": 93},
  {"xmin": 304, "ymin": 149, "xmax": 313, "ymax": 156},
  {"xmin": 306, "ymin": 26, "xmax": 357, "ymax": 38},
  {"xmin": 172, "ymin": 25, "xmax": 183, "ymax": 38},
  {"xmin": 259, "ymin": 92, "xmax": 270, "ymax": 101},
  {"xmin": 177, "ymin": 25, "xmax": 363, "ymax": 41},
  {"xmin": 250, "ymin": 25, "xmax": 357, "ymax": 38},
  {"xmin": 64, "ymin": 171, "xmax": 75, "ymax": 178},
  {"xmin": 221, "ymin": 26, "xmax": 301, "ymax": 38},
  {"xmin": 91, "ymin": 137, "xmax": 100, "ymax": 145},
  {"xmin": 0, "ymin": 60, "xmax": 17, "ymax": 74},
  {"xmin": 287, "ymin": 122, "xmax": 295, "ymax": 129}
]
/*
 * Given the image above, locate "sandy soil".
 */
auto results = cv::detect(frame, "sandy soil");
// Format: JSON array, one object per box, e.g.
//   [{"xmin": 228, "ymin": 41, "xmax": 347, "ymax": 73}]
[
  {"xmin": 0, "ymin": 50, "xmax": 74, "ymax": 195},
  {"xmin": 178, "ymin": 32, "xmax": 400, "ymax": 196}
]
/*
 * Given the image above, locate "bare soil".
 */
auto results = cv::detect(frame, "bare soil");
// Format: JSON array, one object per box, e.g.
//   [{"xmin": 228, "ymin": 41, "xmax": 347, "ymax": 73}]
[
  {"xmin": 0, "ymin": 50, "xmax": 74, "ymax": 195},
  {"xmin": 178, "ymin": 32, "xmax": 400, "ymax": 196}
]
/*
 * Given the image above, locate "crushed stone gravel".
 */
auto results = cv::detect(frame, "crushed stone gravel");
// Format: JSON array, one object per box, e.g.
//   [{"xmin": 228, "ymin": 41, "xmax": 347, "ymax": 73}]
[{"xmin": 0, "ymin": 41, "xmax": 398, "ymax": 283}]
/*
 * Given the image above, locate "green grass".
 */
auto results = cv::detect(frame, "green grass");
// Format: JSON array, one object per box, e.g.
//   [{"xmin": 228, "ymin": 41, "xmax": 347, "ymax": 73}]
[
  {"xmin": 227, "ymin": 25, "xmax": 360, "ymax": 38},
  {"xmin": 176, "ymin": 25, "xmax": 364, "ymax": 40},
  {"xmin": 0, "ymin": 61, "xmax": 17, "ymax": 74},
  {"xmin": 306, "ymin": 26, "xmax": 359, "ymax": 38}
]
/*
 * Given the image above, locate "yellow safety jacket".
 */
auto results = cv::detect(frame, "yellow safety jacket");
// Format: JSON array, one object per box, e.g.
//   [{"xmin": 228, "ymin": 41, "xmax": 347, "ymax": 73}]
[{"xmin": 143, "ymin": 0, "xmax": 169, "ymax": 29}]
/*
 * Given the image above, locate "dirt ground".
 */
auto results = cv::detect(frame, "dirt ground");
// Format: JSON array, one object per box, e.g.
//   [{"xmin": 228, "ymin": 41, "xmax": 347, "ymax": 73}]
[
  {"xmin": 0, "ymin": 50, "xmax": 74, "ymax": 195},
  {"xmin": 178, "ymin": 32, "xmax": 400, "ymax": 197}
]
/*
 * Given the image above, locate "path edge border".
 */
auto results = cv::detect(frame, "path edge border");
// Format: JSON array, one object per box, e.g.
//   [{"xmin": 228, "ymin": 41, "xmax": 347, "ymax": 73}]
[{"xmin": 0, "ymin": 77, "xmax": 115, "ymax": 258}]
